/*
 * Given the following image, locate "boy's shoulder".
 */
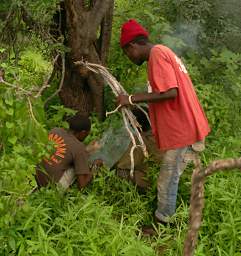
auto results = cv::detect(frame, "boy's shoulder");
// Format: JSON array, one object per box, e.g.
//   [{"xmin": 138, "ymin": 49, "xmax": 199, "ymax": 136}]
[{"xmin": 49, "ymin": 127, "xmax": 85, "ymax": 150}]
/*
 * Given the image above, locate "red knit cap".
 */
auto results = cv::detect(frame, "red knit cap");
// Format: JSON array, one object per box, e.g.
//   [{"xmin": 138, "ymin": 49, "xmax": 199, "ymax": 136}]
[{"xmin": 120, "ymin": 19, "xmax": 149, "ymax": 48}]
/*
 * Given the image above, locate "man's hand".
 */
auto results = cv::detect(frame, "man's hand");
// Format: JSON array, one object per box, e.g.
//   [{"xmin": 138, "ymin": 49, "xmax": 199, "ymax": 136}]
[
  {"xmin": 91, "ymin": 159, "xmax": 104, "ymax": 174},
  {"xmin": 76, "ymin": 174, "xmax": 92, "ymax": 189},
  {"xmin": 117, "ymin": 94, "xmax": 131, "ymax": 107},
  {"xmin": 86, "ymin": 141, "xmax": 101, "ymax": 153},
  {"xmin": 92, "ymin": 159, "xmax": 103, "ymax": 168}
]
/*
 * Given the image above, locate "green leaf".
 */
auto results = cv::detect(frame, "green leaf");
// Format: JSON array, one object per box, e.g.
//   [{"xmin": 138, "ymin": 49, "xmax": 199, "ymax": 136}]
[
  {"xmin": 8, "ymin": 136, "xmax": 17, "ymax": 144},
  {"xmin": 49, "ymin": 247, "xmax": 59, "ymax": 256},
  {"xmin": 5, "ymin": 98, "xmax": 13, "ymax": 106},
  {"xmin": 8, "ymin": 238, "xmax": 16, "ymax": 251},
  {"xmin": 0, "ymin": 62, "xmax": 7, "ymax": 68},
  {"xmin": 6, "ymin": 108, "xmax": 14, "ymax": 116},
  {"xmin": 6, "ymin": 122, "xmax": 14, "ymax": 129}
]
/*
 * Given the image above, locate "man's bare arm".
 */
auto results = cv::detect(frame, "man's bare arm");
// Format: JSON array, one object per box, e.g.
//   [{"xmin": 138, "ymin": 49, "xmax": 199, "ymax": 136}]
[{"xmin": 117, "ymin": 88, "xmax": 177, "ymax": 106}]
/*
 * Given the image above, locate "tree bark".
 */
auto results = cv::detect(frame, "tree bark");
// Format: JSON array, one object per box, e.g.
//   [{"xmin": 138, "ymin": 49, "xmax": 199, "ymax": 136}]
[
  {"xmin": 59, "ymin": 0, "xmax": 114, "ymax": 120},
  {"xmin": 183, "ymin": 157, "xmax": 241, "ymax": 256}
]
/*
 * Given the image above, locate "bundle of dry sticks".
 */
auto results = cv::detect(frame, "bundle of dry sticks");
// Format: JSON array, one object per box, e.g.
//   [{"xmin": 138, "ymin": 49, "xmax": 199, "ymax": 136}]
[{"xmin": 75, "ymin": 60, "xmax": 149, "ymax": 177}]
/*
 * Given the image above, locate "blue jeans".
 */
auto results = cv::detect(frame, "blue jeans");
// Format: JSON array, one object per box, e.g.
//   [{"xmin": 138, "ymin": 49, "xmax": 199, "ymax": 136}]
[{"xmin": 155, "ymin": 145, "xmax": 198, "ymax": 222}]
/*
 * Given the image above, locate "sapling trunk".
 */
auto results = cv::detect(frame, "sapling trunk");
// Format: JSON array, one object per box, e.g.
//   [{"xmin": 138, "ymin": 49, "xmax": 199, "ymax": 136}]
[{"xmin": 183, "ymin": 156, "xmax": 241, "ymax": 256}]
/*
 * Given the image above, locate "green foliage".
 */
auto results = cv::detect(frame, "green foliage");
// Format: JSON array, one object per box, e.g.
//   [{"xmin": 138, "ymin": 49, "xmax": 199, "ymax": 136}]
[
  {"xmin": 19, "ymin": 49, "xmax": 51, "ymax": 81},
  {"xmin": 85, "ymin": 168, "xmax": 152, "ymax": 222},
  {"xmin": 0, "ymin": 188, "xmax": 156, "ymax": 256},
  {"xmin": 0, "ymin": 52, "xmax": 46, "ymax": 195},
  {"xmin": 201, "ymin": 172, "xmax": 241, "ymax": 256},
  {"xmin": 46, "ymin": 105, "xmax": 76, "ymax": 129},
  {"xmin": 186, "ymin": 48, "xmax": 241, "ymax": 138},
  {"xmin": 159, "ymin": 0, "xmax": 241, "ymax": 53},
  {"xmin": 0, "ymin": 0, "xmax": 240, "ymax": 255},
  {"xmin": 23, "ymin": 0, "xmax": 60, "ymax": 26},
  {"xmin": 84, "ymin": 114, "xmax": 122, "ymax": 144},
  {"xmin": 0, "ymin": 49, "xmax": 74, "ymax": 193}
]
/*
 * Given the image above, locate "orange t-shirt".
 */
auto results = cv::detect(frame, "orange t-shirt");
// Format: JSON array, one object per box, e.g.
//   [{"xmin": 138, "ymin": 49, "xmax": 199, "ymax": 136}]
[{"xmin": 147, "ymin": 45, "xmax": 210, "ymax": 150}]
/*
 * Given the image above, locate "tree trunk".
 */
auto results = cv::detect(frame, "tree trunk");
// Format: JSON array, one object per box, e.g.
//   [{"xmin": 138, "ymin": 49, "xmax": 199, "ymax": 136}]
[{"xmin": 59, "ymin": 0, "xmax": 114, "ymax": 120}]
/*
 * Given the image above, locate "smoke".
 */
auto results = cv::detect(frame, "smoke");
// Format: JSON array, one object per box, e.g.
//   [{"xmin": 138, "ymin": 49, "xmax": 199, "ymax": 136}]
[
  {"xmin": 163, "ymin": 0, "xmax": 241, "ymax": 53},
  {"xmin": 172, "ymin": 21, "xmax": 203, "ymax": 51},
  {"xmin": 160, "ymin": 21, "xmax": 204, "ymax": 55}
]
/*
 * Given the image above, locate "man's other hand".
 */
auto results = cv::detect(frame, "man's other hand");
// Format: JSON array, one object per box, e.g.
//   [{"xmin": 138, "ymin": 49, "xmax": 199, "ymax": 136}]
[
  {"xmin": 117, "ymin": 94, "xmax": 131, "ymax": 107},
  {"xmin": 76, "ymin": 174, "xmax": 92, "ymax": 189},
  {"xmin": 92, "ymin": 159, "xmax": 103, "ymax": 168},
  {"xmin": 86, "ymin": 141, "xmax": 101, "ymax": 153}
]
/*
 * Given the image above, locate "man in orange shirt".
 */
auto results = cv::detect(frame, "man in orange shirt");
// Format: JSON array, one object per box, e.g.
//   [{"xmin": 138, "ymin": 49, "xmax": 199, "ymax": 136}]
[{"xmin": 118, "ymin": 19, "xmax": 210, "ymax": 225}]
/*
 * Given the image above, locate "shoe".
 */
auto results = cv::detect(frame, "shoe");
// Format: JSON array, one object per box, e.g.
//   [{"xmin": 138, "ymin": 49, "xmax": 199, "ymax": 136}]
[
  {"xmin": 154, "ymin": 215, "xmax": 169, "ymax": 225},
  {"xmin": 141, "ymin": 225, "xmax": 157, "ymax": 236}
]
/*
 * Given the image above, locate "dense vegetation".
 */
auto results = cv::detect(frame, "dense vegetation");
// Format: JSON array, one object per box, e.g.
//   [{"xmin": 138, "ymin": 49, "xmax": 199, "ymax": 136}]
[{"xmin": 0, "ymin": 0, "xmax": 240, "ymax": 255}]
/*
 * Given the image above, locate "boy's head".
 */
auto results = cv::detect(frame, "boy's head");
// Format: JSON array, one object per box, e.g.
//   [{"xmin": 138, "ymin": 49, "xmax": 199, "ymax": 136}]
[
  {"xmin": 120, "ymin": 19, "xmax": 150, "ymax": 65},
  {"xmin": 67, "ymin": 113, "xmax": 91, "ymax": 141}
]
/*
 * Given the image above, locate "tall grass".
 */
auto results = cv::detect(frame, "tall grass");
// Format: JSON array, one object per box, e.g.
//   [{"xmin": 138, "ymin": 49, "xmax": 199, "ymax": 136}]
[{"xmin": 1, "ymin": 142, "xmax": 240, "ymax": 256}]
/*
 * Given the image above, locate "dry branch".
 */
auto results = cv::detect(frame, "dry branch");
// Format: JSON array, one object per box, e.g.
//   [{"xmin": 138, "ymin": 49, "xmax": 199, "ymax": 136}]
[
  {"xmin": 44, "ymin": 53, "xmax": 65, "ymax": 106},
  {"xmin": 75, "ymin": 60, "xmax": 148, "ymax": 176},
  {"xmin": 27, "ymin": 97, "xmax": 39, "ymax": 125},
  {"xmin": 0, "ymin": 79, "xmax": 31, "ymax": 96},
  {"xmin": 184, "ymin": 156, "xmax": 241, "ymax": 256},
  {"xmin": 34, "ymin": 54, "xmax": 60, "ymax": 98}
]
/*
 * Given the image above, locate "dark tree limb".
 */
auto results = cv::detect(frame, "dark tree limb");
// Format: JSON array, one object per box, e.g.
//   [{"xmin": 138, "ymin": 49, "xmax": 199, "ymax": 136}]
[
  {"xmin": 64, "ymin": 0, "xmax": 79, "ymax": 32},
  {"xmin": 183, "ymin": 157, "xmax": 241, "ymax": 256},
  {"xmin": 99, "ymin": 0, "xmax": 114, "ymax": 64},
  {"xmin": 91, "ymin": 0, "xmax": 113, "ymax": 31}
]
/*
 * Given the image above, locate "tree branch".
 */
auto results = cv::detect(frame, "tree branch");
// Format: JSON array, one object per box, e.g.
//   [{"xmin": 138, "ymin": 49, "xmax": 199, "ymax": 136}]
[
  {"xmin": 27, "ymin": 97, "xmax": 40, "ymax": 125},
  {"xmin": 34, "ymin": 54, "xmax": 60, "ymax": 98},
  {"xmin": 183, "ymin": 157, "xmax": 241, "ymax": 256},
  {"xmin": 64, "ymin": 0, "xmax": 79, "ymax": 31},
  {"xmin": 205, "ymin": 158, "xmax": 241, "ymax": 176},
  {"xmin": 91, "ymin": 0, "xmax": 113, "ymax": 32},
  {"xmin": 44, "ymin": 53, "xmax": 66, "ymax": 107},
  {"xmin": 98, "ymin": 0, "xmax": 114, "ymax": 64}
]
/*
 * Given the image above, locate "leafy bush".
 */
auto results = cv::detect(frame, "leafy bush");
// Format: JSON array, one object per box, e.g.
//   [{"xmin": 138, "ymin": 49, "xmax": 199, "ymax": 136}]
[
  {"xmin": 0, "ymin": 0, "xmax": 240, "ymax": 255},
  {"xmin": 0, "ymin": 188, "xmax": 156, "ymax": 256}
]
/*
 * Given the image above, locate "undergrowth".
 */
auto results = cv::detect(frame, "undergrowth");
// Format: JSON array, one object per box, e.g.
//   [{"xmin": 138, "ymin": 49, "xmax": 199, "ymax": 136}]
[{"xmin": 0, "ymin": 0, "xmax": 241, "ymax": 255}]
